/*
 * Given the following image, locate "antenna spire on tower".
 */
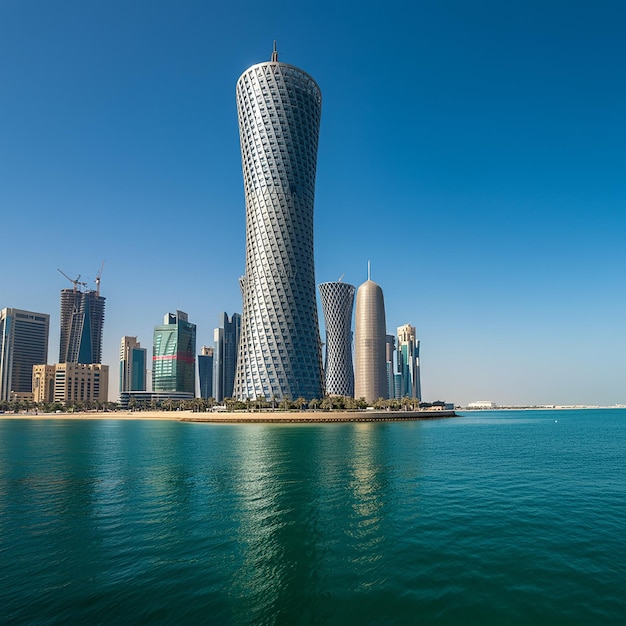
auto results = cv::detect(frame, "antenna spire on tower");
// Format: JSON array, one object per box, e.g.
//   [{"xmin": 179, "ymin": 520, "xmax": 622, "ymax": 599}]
[
  {"xmin": 368, "ymin": 261, "xmax": 371, "ymax": 281},
  {"xmin": 271, "ymin": 40, "xmax": 278, "ymax": 62}
]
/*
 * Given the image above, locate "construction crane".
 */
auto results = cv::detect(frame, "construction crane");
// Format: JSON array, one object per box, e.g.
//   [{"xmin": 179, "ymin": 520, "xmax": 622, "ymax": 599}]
[
  {"xmin": 57, "ymin": 268, "xmax": 87, "ymax": 292},
  {"xmin": 95, "ymin": 260, "xmax": 105, "ymax": 297}
]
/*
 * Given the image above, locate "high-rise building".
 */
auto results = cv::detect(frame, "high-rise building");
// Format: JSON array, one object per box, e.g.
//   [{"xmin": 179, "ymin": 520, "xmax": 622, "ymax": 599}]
[
  {"xmin": 198, "ymin": 346, "xmax": 214, "ymax": 399},
  {"xmin": 0, "ymin": 308, "xmax": 50, "ymax": 401},
  {"xmin": 397, "ymin": 324, "xmax": 421, "ymax": 400},
  {"xmin": 318, "ymin": 281, "xmax": 355, "ymax": 397},
  {"xmin": 152, "ymin": 311, "xmax": 196, "ymax": 394},
  {"xmin": 33, "ymin": 362, "xmax": 109, "ymax": 404},
  {"xmin": 119, "ymin": 336, "xmax": 147, "ymax": 393},
  {"xmin": 385, "ymin": 334, "xmax": 396, "ymax": 399},
  {"xmin": 213, "ymin": 312, "xmax": 241, "ymax": 402},
  {"xmin": 59, "ymin": 287, "xmax": 105, "ymax": 364},
  {"xmin": 234, "ymin": 44, "xmax": 324, "ymax": 402},
  {"xmin": 354, "ymin": 268, "xmax": 388, "ymax": 404}
]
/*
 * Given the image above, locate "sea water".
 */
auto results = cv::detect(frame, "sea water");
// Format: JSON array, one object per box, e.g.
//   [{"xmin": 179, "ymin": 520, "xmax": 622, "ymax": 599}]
[{"xmin": 1, "ymin": 409, "xmax": 625, "ymax": 624}]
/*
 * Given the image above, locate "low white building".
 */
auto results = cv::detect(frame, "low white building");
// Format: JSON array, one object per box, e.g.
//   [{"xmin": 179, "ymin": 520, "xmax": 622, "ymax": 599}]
[{"xmin": 468, "ymin": 400, "xmax": 497, "ymax": 409}]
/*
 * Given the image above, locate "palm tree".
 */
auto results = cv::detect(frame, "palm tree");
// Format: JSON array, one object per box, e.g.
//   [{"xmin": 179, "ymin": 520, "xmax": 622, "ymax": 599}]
[
  {"xmin": 320, "ymin": 397, "xmax": 334, "ymax": 411},
  {"xmin": 295, "ymin": 397, "xmax": 306, "ymax": 411}
]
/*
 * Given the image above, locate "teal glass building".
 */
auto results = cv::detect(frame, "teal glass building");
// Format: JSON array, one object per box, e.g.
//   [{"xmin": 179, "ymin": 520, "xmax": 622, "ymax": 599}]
[
  {"xmin": 152, "ymin": 311, "xmax": 196, "ymax": 394},
  {"xmin": 119, "ymin": 336, "xmax": 147, "ymax": 393}
]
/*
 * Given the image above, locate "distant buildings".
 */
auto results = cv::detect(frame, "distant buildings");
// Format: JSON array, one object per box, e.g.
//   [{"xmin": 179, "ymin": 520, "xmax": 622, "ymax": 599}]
[
  {"xmin": 213, "ymin": 313, "xmax": 240, "ymax": 402},
  {"xmin": 59, "ymin": 287, "xmax": 105, "ymax": 364},
  {"xmin": 198, "ymin": 346, "xmax": 214, "ymax": 400},
  {"xmin": 119, "ymin": 336, "xmax": 147, "ymax": 393},
  {"xmin": 397, "ymin": 324, "xmax": 421, "ymax": 401},
  {"xmin": 318, "ymin": 281, "xmax": 355, "ymax": 397},
  {"xmin": 234, "ymin": 44, "xmax": 324, "ymax": 402},
  {"xmin": 468, "ymin": 401, "xmax": 496, "ymax": 409},
  {"xmin": 33, "ymin": 363, "xmax": 109, "ymax": 404},
  {"xmin": 354, "ymin": 269, "xmax": 388, "ymax": 404},
  {"xmin": 152, "ymin": 311, "xmax": 196, "ymax": 395},
  {"xmin": 0, "ymin": 308, "xmax": 50, "ymax": 401}
]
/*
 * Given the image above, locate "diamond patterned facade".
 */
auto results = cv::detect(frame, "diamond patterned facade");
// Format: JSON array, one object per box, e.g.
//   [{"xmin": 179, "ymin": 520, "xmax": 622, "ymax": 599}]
[
  {"xmin": 234, "ymin": 52, "xmax": 324, "ymax": 401},
  {"xmin": 319, "ymin": 281, "xmax": 355, "ymax": 397}
]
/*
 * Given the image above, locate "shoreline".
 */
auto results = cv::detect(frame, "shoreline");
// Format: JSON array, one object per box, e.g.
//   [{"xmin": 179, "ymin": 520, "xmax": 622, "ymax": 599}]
[{"xmin": 0, "ymin": 409, "xmax": 458, "ymax": 423}]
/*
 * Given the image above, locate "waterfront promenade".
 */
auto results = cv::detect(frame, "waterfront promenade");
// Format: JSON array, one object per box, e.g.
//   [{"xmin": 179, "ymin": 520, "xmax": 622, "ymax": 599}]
[{"xmin": 2, "ymin": 409, "xmax": 457, "ymax": 423}]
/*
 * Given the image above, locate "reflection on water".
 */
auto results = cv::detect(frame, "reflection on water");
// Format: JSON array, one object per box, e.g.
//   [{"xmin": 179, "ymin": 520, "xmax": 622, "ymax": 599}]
[
  {"xmin": 226, "ymin": 424, "xmax": 396, "ymax": 623},
  {"xmin": 1, "ymin": 413, "xmax": 625, "ymax": 624}
]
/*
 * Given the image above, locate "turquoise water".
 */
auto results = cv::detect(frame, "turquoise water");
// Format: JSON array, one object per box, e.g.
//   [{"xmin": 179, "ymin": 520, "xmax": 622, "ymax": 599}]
[{"xmin": 1, "ymin": 409, "xmax": 625, "ymax": 624}]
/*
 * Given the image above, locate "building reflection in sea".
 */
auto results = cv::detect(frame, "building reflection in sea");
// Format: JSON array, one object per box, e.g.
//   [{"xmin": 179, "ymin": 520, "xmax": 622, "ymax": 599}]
[{"xmin": 225, "ymin": 423, "xmax": 400, "ymax": 623}]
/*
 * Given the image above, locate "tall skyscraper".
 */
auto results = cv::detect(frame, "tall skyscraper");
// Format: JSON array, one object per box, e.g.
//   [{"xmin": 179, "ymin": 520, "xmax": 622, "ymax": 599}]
[
  {"xmin": 198, "ymin": 346, "xmax": 214, "ymax": 400},
  {"xmin": 213, "ymin": 312, "xmax": 241, "ymax": 402},
  {"xmin": 397, "ymin": 324, "xmax": 421, "ymax": 400},
  {"xmin": 0, "ymin": 308, "xmax": 50, "ymax": 401},
  {"xmin": 59, "ymin": 286, "xmax": 105, "ymax": 364},
  {"xmin": 152, "ymin": 311, "xmax": 196, "ymax": 394},
  {"xmin": 234, "ymin": 44, "xmax": 324, "ymax": 401},
  {"xmin": 119, "ymin": 336, "xmax": 147, "ymax": 393},
  {"xmin": 318, "ymin": 281, "xmax": 355, "ymax": 397},
  {"xmin": 354, "ymin": 267, "xmax": 388, "ymax": 404}
]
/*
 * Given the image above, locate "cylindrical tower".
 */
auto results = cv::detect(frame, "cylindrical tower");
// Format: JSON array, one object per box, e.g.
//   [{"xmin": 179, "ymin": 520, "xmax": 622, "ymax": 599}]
[
  {"xmin": 354, "ymin": 274, "xmax": 388, "ymax": 404},
  {"xmin": 319, "ymin": 281, "xmax": 355, "ymax": 397},
  {"xmin": 234, "ymin": 45, "xmax": 324, "ymax": 401}
]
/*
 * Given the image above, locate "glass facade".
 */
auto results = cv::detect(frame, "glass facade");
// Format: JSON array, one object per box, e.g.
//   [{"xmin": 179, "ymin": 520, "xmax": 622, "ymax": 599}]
[
  {"xmin": 397, "ymin": 324, "xmax": 421, "ymax": 400},
  {"xmin": 152, "ymin": 311, "xmax": 196, "ymax": 394},
  {"xmin": 213, "ymin": 313, "xmax": 240, "ymax": 402},
  {"xmin": 59, "ymin": 289, "xmax": 105, "ymax": 364},
  {"xmin": 119, "ymin": 336, "xmax": 147, "ymax": 393},
  {"xmin": 198, "ymin": 346, "xmax": 214, "ymax": 400},
  {"xmin": 0, "ymin": 308, "xmax": 50, "ymax": 401}
]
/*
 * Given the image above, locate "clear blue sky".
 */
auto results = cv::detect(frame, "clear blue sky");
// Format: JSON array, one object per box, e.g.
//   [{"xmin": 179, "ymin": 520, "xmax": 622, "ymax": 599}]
[{"xmin": 1, "ymin": 0, "xmax": 625, "ymax": 406}]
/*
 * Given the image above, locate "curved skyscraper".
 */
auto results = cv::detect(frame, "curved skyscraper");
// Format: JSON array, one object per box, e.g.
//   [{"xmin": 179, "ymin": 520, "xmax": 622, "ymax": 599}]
[
  {"xmin": 319, "ymin": 281, "xmax": 355, "ymax": 397},
  {"xmin": 59, "ymin": 288, "xmax": 105, "ymax": 364},
  {"xmin": 354, "ymin": 268, "xmax": 388, "ymax": 404},
  {"xmin": 234, "ymin": 44, "xmax": 324, "ymax": 402}
]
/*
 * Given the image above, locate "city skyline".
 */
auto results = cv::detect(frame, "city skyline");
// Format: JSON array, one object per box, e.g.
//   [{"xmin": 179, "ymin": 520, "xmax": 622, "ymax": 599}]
[{"xmin": 1, "ymin": 1, "xmax": 625, "ymax": 407}]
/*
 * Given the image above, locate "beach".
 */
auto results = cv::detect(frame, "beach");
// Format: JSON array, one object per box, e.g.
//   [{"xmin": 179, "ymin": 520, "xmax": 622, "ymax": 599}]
[{"xmin": 1, "ymin": 409, "xmax": 457, "ymax": 423}]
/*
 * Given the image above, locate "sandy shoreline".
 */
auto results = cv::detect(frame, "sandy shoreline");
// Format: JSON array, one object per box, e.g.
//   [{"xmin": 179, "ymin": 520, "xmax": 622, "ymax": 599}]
[{"xmin": 1, "ymin": 409, "xmax": 458, "ymax": 423}]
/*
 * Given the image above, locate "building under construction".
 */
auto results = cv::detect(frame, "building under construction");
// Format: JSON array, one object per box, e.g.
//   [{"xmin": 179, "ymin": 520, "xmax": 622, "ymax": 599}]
[{"xmin": 58, "ymin": 266, "xmax": 106, "ymax": 364}]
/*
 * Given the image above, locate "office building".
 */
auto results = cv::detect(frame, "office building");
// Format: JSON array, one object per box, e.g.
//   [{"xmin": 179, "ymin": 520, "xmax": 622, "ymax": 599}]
[
  {"xmin": 152, "ymin": 311, "xmax": 196, "ymax": 394},
  {"xmin": 198, "ymin": 346, "xmax": 214, "ymax": 399},
  {"xmin": 397, "ymin": 324, "xmax": 421, "ymax": 400},
  {"xmin": 213, "ymin": 312, "xmax": 241, "ymax": 402},
  {"xmin": 59, "ymin": 287, "xmax": 106, "ymax": 364},
  {"xmin": 33, "ymin": 362, "xmax": 109, "ymax": 404},
  {"xmin": 318, "ymin": 281, "xmax": 355, "ymax": 397},
  {"xmin": 385, "ymin": 334, "xmax": 396, "ymax": 399},
  {"xmin": 0, "ymin": 308, "xmax": 50, "ymax": 401},
  {"xmin": 354, "ymin": 268, "xmax": 388, "ymax": 404},
  {"xmin": 120, "ymin": 336, "xmax": 147, "ymax": 393},
  {"xmin": 234, "ymin": 43, "xmax": 324, "ymax": 402}
]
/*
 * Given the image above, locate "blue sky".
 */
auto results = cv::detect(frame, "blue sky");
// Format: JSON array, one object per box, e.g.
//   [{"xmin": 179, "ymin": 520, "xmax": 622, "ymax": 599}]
[{"xmin": 1, "ymin": 0, "xmax": 625, "ymax": 406}]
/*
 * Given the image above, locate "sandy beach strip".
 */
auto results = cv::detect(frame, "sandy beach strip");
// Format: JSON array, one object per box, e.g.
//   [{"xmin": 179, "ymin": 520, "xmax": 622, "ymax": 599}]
[{"xmin": 2, "ymin": 410, "xmax": 457, "ymax": 423}]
